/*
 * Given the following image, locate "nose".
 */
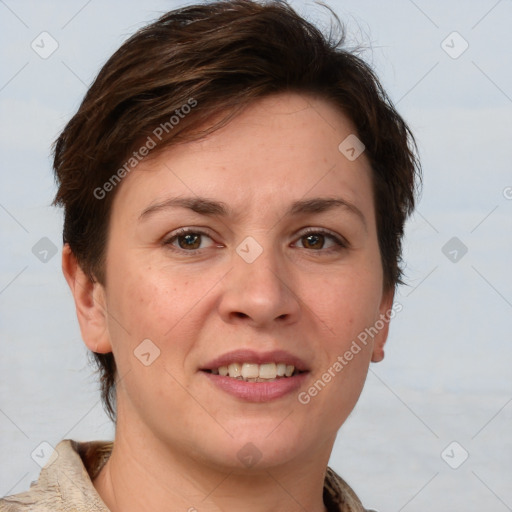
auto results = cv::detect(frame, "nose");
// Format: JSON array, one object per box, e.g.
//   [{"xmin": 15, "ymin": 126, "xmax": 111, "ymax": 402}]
[{"xmin": 217, "ymin": 238, "xmax": 301, "ymax": 328}]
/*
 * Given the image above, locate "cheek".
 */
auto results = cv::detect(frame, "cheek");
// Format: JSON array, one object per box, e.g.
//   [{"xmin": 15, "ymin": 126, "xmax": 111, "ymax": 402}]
[
  {"xmin": 106, "ymin": 258, "xmax": 220, "ymax": 346},
  {"xmin": 308, "ymin": 269, "xmax": 383, "ymax": 342},
  {"xmin": 305, "ymin": 275, "xmax": 379, "ymax": 414},
  {"xmin": 104, "ymin": 263, "xmax": 198, "ymax": 405}
]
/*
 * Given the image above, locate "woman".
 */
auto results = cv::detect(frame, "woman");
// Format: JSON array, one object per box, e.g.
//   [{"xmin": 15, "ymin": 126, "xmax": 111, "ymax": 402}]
[{"xmin": 0, "ymin": 1, "xmax": 420, "ymax": 510}]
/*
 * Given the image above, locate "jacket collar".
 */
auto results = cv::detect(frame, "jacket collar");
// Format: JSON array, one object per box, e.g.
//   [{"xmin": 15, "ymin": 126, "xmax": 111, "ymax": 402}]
[{"xmin": 1, "ymin": 439, "xmax": 367, "ymax": 512}]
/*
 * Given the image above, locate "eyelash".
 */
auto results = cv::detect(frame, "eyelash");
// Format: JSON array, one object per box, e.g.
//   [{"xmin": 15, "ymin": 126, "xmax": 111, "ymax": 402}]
[{"xmin": 162, "ymin": 227, "xmax": 348, "ymax": 255}]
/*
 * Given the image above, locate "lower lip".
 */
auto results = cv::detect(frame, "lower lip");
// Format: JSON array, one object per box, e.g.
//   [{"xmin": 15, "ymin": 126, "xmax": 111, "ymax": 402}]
[{"xmin": 202, "ymin": 371, "xmax": 309, "ymax": 402}]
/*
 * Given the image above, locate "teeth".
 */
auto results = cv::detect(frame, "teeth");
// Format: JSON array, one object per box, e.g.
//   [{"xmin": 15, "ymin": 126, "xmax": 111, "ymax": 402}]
[
  {"xmin": 228, "ymin": 363, "xmax": 242, "ymax": 378},
  {"xmin": 259, "ymin": 363, "xmax": 277, "ymax": 379},
  {"xmin": 241, "ymin": 363, "xmax": 259, "ymax": 379},
  {"xmin": 214, "ymin": 362, "xmax": 297, "ymax": 381},
  {"xmin": 276, "ymin": 363, "xmax": 286, "ymax": 377}
]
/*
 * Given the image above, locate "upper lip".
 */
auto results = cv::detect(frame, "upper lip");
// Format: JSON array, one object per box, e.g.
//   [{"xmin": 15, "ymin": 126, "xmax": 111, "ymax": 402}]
[{"xmin": 201, "ymin": 349, "xmax": 310, "ymax": 372}]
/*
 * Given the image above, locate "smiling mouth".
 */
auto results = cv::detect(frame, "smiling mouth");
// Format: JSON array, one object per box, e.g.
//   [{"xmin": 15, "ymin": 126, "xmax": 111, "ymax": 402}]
[{"xmin": 202, "ymin": 362, "xmax": 307, "ymax": 382}]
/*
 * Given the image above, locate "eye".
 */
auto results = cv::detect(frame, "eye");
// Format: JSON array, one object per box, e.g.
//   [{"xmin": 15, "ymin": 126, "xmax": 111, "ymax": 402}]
[
  {"xmin": 163, "ymin": 227, "xmax": 348, "ymax": 254},
  {"xmin": 294, "ymin": 228, "xmax": 347, "ymax": 252},
  {"xmin": 163, "ymin": 228, "xmax": 216, "ymax": 252}
]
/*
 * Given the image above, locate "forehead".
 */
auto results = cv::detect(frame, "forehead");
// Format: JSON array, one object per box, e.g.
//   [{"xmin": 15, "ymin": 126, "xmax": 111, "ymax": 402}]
[{"xmin": 110, "ymin": 92, "xmax": 374, "ymax": 223}]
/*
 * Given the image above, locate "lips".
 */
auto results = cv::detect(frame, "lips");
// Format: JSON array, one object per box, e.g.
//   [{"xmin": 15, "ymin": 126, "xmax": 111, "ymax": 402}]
[{"xmin": 200, "ymin": 349, "xmax": 310, "ymax": 402}]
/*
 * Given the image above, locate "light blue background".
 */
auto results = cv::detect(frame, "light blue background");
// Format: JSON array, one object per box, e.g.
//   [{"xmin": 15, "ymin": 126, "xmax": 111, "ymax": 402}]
[{"xmin": 1, "ymin": 1, "xmax": 511, "ymax": 510}]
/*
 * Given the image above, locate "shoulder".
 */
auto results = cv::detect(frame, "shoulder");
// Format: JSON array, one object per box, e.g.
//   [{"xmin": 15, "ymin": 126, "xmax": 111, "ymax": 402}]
[
  {"xmin": 0, "ymin": 439, "xmax": 112, "ymax": 512},
  {"xmin": 0, "ymin": 485, "xmax": 63, "ymax": 512},
  {"xmin": 324, "ymin": 466, "xmax": 376, "ymax": 512}
]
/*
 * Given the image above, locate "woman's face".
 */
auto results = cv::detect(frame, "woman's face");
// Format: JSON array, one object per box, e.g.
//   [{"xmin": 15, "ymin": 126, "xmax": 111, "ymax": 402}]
[{"xmin": 91, "ymin": 92, "xmax": 393, "ymax": 469}]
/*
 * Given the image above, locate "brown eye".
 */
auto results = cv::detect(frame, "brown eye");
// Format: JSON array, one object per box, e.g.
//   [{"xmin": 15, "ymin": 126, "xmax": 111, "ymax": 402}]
[
  {"xmin": 177, "ymin": 232, "xmax": 201, "ymax": 250},
  {"xmin": 294, "ymin": 229, "xmax": 347, "ymax": 252},
  {"xmin": 301, "ymin": 233, "xmax": 325, "ymax": 250},
  {"xmin": 164, "ymin": 228, "xmax": 215, "ymax": 252}
]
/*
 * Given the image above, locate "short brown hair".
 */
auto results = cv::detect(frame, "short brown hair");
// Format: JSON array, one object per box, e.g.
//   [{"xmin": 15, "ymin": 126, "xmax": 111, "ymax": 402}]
[{"xmin": 53, "ymin": 0, "xmax": 421, "ymax": 423}]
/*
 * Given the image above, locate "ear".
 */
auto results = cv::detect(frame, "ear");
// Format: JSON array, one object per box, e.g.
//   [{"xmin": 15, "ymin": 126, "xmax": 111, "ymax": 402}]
[
  {"xmin": 62, "ymin": 244, "xmax": 112, "ymax": 354},
  {"xmin": 371, "ymin": 287, "xmax": 395, "ymax": 363}
]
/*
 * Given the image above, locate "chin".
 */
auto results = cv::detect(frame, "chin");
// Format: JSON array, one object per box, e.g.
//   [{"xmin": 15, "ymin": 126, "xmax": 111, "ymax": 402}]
[{"xmin": 199, "ymin": 420, "xmax": 317, "ymax": 471}]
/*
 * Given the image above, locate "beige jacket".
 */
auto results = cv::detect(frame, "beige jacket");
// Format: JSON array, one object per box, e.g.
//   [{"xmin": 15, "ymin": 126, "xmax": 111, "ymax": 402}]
[{"xmin": 0, "ymin": 439, "xmax": 371, "ymax": 512}]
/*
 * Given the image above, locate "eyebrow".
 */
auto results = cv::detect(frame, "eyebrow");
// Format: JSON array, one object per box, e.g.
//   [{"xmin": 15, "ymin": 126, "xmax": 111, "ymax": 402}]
[{"xmin": 139, "ymin": 196, "xmax": 367, "ymax": 229}]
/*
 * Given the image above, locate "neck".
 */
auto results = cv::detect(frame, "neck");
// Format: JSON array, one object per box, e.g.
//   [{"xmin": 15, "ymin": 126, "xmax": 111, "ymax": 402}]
[{"xmin": 93, "ymin": 421, "xmax": 332, "ymax": 512}]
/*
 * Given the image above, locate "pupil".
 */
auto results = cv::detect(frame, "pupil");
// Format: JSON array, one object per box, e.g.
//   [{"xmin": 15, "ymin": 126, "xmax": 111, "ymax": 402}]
[
  {"xmin": 180, "ymin": 233, "xmax": 200, "ymax": 249},
  {"xmin": 305, "ymin": 234, "xmax": 323, "ymax": 249}
]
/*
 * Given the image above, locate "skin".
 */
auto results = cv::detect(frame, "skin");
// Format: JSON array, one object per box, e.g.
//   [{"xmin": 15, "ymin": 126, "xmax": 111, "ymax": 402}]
[{"xmin": 63, "ymin": 92, "xmax": 394, "ymax": 512}]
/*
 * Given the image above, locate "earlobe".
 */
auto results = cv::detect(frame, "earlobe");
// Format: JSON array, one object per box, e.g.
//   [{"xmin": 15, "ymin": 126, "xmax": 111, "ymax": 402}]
[
  {"xmin": 62, "ymin": 244, "xmax": 112, "ymax": 354},
  {"xmin": 371, "ymin": 288, "xmax": 395, "ymax": 363}
]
